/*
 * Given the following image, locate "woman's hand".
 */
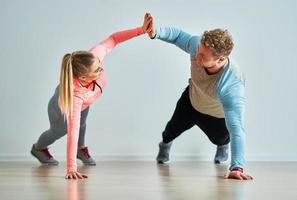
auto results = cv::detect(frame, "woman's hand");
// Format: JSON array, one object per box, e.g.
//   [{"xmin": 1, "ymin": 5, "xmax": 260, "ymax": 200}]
[
  {"xmin": 65, "ymin": 171, "xmax": 88, "ymax": 180},
  {"xmin": 224, "ymin": 170, "xmax": 253, "ymax": 180},
  {"xmin": 142, "ymin": 13, "xmax": 156, "ymax": 38}
]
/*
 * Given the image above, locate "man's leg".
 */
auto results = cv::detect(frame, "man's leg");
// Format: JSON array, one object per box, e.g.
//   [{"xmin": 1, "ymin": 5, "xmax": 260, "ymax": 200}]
[
  {"xmin": 194, "ymin": 113, "xmax": 230, "ymax": 164},
  {"xmin": 157, "ymin": 86, "xmax": 196, "ymax": 163}
]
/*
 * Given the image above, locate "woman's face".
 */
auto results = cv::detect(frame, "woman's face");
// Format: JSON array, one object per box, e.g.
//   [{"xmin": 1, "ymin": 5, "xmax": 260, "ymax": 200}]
[{"xmin": 80, "ymin": 58, "xmax": 103, "ymax": 83}]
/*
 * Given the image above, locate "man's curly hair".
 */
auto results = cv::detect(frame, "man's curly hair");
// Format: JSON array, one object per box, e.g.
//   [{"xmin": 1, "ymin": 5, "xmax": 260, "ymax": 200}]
[{"xmin": 201, "ymin": 28, "xmax": 234, "ymax": 57}]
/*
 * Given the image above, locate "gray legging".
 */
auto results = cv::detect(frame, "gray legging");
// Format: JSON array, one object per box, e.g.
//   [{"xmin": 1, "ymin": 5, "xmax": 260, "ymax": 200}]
[{"xmin": 36, "ymin": 86, "xmax": 89, "ymax": 149}]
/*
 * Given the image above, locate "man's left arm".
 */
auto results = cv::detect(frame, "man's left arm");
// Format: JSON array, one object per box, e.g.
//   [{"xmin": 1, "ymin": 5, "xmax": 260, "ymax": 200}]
[{"xmin": 220, "ymin": 84, "xmax": 253, "ymax": 180}]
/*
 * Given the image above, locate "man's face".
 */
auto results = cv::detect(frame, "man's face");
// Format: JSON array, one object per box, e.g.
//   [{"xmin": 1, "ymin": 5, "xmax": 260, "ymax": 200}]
[{"xmin": 195, "ymin": 44, "xmax": 222, "ymax": 69}]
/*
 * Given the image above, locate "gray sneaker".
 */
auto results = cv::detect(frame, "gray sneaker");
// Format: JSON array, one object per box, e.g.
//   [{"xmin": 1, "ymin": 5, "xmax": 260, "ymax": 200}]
[
  {"xmin": 77, "ymin": 147, "xmax": 96, "ymax": 165},
  {"xmin": 156, "ymin": 141, "xmax": 172, "ymax": 164},
  {"xmin": 31, "ymin": 144, "xmax": 59, "ymax": 165},
  {"xmin": 214, "ymin": 144, "xmax": 229, "ymax": 164}
]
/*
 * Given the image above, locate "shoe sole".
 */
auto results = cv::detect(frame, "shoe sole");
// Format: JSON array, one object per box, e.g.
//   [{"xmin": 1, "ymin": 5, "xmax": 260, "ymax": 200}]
[
  {"xmin": 214, "ymin": 159, "xmax": 228, "ymax": 164},
  {"xmin": 157, "ymin": 159, "xmax": 171, "ymax": 164},
  {"xmin": 77, "ymin": 157, "xmax": 96, "ymax": 166},
  {"xmin": 82, "ymin": 163, "xmax": 96, "ymax": 166}
]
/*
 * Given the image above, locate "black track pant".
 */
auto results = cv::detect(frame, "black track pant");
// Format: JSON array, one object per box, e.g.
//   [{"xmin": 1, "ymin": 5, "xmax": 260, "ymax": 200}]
[{"xmin": 162, "ymin": 86, "xmax": 230, "ymax": 146}]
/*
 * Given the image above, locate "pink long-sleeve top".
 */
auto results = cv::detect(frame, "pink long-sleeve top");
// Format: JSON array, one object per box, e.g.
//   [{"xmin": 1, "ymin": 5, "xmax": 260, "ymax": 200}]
[{"xmin": 66, "ymin": 26, "xmax": 144, "ymax": 173}]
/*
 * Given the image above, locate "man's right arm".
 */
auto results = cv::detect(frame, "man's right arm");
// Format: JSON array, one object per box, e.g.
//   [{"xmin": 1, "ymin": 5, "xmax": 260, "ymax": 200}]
[{"xmin": 152, "ymin": 27, "xmax": 200, "ymax": 56}]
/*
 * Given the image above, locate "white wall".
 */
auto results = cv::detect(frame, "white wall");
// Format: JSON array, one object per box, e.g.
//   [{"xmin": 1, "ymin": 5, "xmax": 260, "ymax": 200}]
[{"xmin": 0, "ymin": 0, "xmax": 296, "ymax": 161}]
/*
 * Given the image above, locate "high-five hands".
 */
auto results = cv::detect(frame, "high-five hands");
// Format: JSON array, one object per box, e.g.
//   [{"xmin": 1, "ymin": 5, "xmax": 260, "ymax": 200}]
[{"xmin": 142, "ymin": 13, "xmax": 156, "ymax": 38}]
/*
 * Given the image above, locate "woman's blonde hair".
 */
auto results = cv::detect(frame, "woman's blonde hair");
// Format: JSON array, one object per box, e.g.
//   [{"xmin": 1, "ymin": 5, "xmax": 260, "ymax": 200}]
[
  {"xmin": 201, "ymin": 28, "xmax": 234, "ymax": 57},
  {"xmin": 59, "ymin": 51, "xmax": 95, "ymax": 120}
]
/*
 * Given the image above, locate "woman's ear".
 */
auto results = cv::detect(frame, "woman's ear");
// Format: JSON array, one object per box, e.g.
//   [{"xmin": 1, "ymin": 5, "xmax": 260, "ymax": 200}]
[{"xmin": 78, "ymin": 76, "xmax": 86, "ymax": 81}]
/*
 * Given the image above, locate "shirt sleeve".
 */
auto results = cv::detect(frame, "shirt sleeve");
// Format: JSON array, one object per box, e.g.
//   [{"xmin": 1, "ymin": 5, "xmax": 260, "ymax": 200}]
[
  {"xmin": 219, "ymin": 83, "xmax": 246, "ymax": 171},
  {"xmin": 89, "ymin": 26, "xmax": 144, "ymax": 62},
  {"xmin": 154, "ymin": 27, "xmax": 200, "ymax": 56},
  {"xmin": 66, "ymin": 95, "xmax": 84, "ymax": 173}
]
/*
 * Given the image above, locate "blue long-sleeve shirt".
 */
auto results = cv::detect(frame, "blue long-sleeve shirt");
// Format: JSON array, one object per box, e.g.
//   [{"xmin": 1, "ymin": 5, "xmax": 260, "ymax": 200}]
[{"xmin": 154, "ymin": 27, "xmax": 246, "ymax": 170}]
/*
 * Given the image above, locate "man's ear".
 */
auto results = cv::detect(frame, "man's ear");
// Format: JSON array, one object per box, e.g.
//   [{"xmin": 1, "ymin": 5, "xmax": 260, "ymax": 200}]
[{"xmin": 218, "ymin": 56, "xmax": 226, "ymax": 63}]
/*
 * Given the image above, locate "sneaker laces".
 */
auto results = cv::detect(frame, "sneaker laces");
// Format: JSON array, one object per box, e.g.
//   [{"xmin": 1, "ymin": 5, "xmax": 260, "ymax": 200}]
[{"xmin": 81, "ymin": 147, "xmax": 91, "ymax": 158}]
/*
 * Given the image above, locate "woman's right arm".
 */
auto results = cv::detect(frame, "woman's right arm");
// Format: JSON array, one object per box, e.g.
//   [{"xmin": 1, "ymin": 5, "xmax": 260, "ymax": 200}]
[
  {"xmin": 88, "ymin": 13, "xmax": 152, "ymax": 62},
  {"xmin": 65, "ymin": 96, "xmax": 88, "ymax": 179}
]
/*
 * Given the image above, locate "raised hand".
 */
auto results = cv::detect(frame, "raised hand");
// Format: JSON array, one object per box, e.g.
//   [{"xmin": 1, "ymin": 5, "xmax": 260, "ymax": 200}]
[
  {"xmin": 142, "ymin": 13, "xmax": 156, "ymax": 38},
  {"xmin": 146, "ymin": 13, "xmax": 156, "ymax": 38},
  {"xmin": 142, "ymin": 13, "xmax": 153, "ymax": 34}
]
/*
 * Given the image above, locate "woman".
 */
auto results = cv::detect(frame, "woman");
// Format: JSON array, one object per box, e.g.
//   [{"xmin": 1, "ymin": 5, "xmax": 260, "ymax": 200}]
[{"xmin": 31, "ymin": 14, "xmax": 153, "ymax": 179}]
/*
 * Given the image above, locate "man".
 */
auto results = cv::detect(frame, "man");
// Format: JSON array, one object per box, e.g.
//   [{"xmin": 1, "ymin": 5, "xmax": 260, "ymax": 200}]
[{"xmin": 146, "ymin": 14, "xmax": 253, "ymax": 180}]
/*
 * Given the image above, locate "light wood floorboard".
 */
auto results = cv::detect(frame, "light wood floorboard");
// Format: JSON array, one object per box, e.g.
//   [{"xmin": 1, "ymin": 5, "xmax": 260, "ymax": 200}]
[{"xmin": 0, "ymin": 161, "xmax": 296, "ymax": 200}]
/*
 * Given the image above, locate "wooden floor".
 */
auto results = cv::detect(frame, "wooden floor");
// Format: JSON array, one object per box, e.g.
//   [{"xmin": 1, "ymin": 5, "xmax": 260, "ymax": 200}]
[{"xmin": 0, "ymin": 161, "xmax": 296, "ymax": 200}]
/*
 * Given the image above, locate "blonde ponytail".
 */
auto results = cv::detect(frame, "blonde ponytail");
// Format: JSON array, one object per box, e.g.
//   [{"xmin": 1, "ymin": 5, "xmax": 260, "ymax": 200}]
[
  {"xmin": 58, "ymin": 51, "xmax": 96, "ymax": 121},
  {"xmin": 59, "ymin": 54, "xmax": 74, "ymax": 120}
]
